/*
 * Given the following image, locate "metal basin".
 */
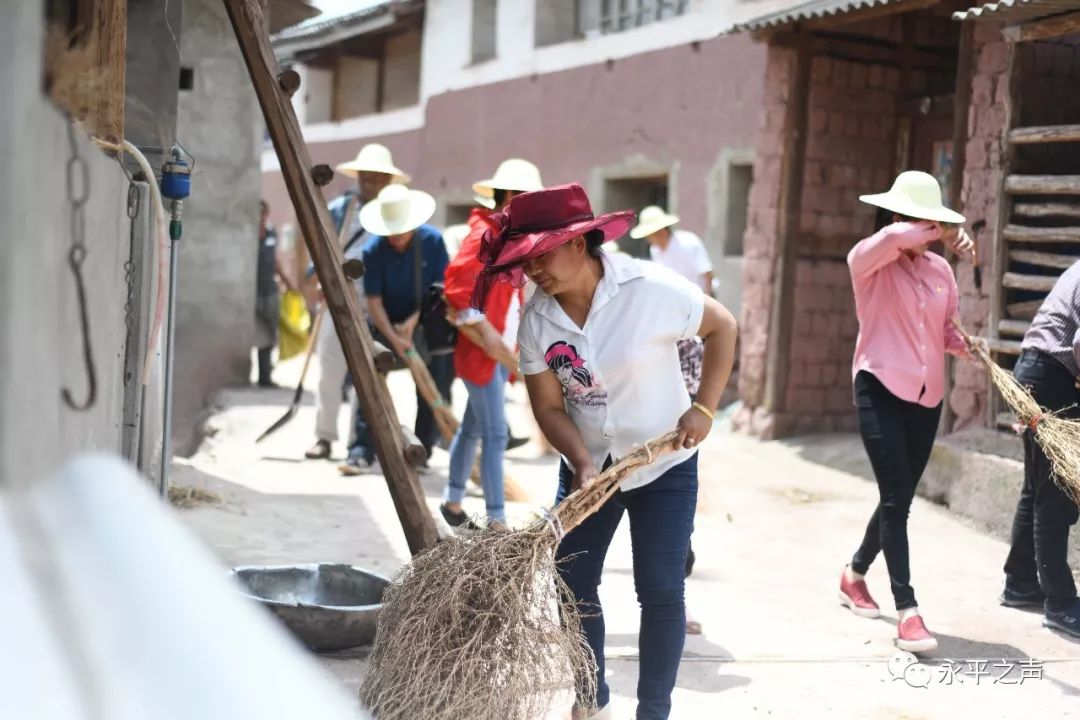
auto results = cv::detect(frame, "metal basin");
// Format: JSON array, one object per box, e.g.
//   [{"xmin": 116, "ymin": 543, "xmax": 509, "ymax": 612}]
[{"xmin": 229, "ymin": 563, "xmax": 390, "ymax": 651}]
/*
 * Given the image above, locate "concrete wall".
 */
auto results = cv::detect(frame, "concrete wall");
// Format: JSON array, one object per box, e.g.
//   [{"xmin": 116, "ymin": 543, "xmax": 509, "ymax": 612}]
[
  {"xmin": 0, "ymin": 3, "xmax": 151, "ymax": 489},
  {"xmin": 174, "ymin": 0, "xmax": 263, "ymax": 454}
]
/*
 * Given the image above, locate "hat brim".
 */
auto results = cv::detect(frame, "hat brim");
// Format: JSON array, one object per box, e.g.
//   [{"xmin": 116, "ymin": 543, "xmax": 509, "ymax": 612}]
[
  {"xmin": 474, "ymin": 194, "xmax": 496, "ymax": 210},
  {"xmin": 359, "ymin": 190, "xmax": 436, "ymax": 236},
  {"xmin": 629, "ymin": 213, "xmax": 679, "ymax": 240},
  {"xmin": 488, "ymin": 211, "xmax": 637, "ymax": 270},
  {"xmin": 859, "ymin": 193, "xmax": 965, "ymax": 225},
  {"xmin": 335, "ymin": 161, "xmax": 412, "ymax": 184},
  {"xmin": 472, "ymin": 179, "xmax": 543, "ymax": 196}
]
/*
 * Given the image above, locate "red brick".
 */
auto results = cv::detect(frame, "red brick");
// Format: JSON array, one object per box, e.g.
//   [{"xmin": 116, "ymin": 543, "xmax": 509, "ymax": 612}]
[
  {"xmin": 849, "ymin": 63, "xmax": 868, "ymax": 89},
  {"xmin": 980, "ymin": 41, "xmax": 1009, "ymax": 74},
  {"xmin": 868, "ymin": 65, "xmax": 884, "ymax": 89},
  {"xmin": 812, "ymin": 57, "xmax": 832, "ymax": 83},
  {"xmin": 884, "ymin": 67, "xmax": 900, "ymax": 91},
  {"xmin": 844, "ymin": 114, "xmax": 860, "ymax": 138},
  {"xmin": 832, "ymin": 60, "xmax": 851, "ymax": 87},
  {"xmin": 809, "ymin": 108, "xmax": 829, "ymax": 133},
  {"xmin": 829, "ymin": 111, "xmax": 846, "ymax": 135}
]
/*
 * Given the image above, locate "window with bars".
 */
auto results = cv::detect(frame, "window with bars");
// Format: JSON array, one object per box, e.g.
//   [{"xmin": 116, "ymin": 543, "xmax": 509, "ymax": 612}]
[{"xmin": 598, "ymin": 0, "xmax": 689, "ymax": 35}]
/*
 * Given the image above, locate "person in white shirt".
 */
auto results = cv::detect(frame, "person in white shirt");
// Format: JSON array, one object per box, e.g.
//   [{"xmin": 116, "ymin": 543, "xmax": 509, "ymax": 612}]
[
  {"xmin": 631, "ymin": 206, "xmax": 714, "ymax": 631},
  {"xmin": 472, "ymin": 184, "xmax": 738, "ymax": 720},
  {"xmin": 304, "ymin": 143, "xmax": 410, "ymax": 462},
  {"xmin": 632, "ymin": 205, "xmax": 714, "ymax": 293}
]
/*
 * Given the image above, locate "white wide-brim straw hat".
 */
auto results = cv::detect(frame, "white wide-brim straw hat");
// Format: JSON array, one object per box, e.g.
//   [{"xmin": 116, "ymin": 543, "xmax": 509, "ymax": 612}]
[
  {"xmin": 630, "ymin": 205, "xmax": 679, "ymax": 239},
  {"xmin": 472, "ymin": 158, "xmax": 544, "ymax": 200},
  {"xmin": 474, "ymin": 193, "xmax": 496, "ymax": 210},
  {"xmin": 359, "ymin": 183, "xmax": 436, "ymax": 236},
  {"xmin": 859, "ymin": 170, "xmax": 965, "ymax": 224},
  {"xmin": 335, "ymin": 143, "xmax": 411, "ymax": 182}
]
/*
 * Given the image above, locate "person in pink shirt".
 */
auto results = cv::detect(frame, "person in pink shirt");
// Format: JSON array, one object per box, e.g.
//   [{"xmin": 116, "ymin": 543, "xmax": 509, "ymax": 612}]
[{"xmin": 836, "ymin": 171, "xmax": 985, "ymax": 654}]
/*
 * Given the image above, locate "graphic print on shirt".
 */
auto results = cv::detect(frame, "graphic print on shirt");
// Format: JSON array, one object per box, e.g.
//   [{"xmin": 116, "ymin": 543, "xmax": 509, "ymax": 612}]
[{"xmin": 544, "ymin": 341, "xmax": 608, "ymax": 408}]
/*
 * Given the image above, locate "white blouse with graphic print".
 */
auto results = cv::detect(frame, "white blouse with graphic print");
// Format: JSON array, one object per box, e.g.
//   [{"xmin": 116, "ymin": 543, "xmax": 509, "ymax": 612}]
[{"xmin": 518, "ymin": 251, "xmax": 705, "ymax": 492}]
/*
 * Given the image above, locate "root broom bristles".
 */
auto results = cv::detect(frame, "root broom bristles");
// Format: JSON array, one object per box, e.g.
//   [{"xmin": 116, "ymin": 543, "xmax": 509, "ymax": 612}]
[
  {"xmin": 954, "ymin": 321, "xmax": 1080, "ymax": 504},
  {"xmin": 360, "ymin": 431, "xmax": 682, "ymax": 720}
]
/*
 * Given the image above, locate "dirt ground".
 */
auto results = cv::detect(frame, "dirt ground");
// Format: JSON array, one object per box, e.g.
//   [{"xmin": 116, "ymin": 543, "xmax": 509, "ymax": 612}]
[{"xmin": 174, "ymin": 356, "xmax": 1080, "ymax": 719}]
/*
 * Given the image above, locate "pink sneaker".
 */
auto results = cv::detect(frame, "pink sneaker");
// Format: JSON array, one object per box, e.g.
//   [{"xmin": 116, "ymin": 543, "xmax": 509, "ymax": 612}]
[
  {"xmin": 839, "ymin": 567, "xmax": 881, "ymax": 618},
  {"xmin": 896, "ymin": 614, "xmax": 938, "ymax": 653}
]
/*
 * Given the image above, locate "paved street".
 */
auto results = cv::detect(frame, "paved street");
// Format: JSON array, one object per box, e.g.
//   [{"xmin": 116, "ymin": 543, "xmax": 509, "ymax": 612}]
[{"xmin": 175, "ymin": 357, "xmax": 1080, "ymax": 719}]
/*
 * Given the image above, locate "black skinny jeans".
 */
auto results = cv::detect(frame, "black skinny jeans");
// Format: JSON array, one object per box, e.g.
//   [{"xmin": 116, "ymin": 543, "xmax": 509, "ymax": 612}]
[
  {"xmin": 850, "ymin": 371, "xmax": 942, "ymax": 611},
  {"xmin": 1004, "ymin": 350, "xmax": 1080, "ymax": 610}
]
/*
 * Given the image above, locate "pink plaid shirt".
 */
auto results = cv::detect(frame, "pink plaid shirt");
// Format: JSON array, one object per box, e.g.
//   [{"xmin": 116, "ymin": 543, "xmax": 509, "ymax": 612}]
[{"xmin": 848, "ymin": 222, "xmax": 969, "ymax": 408}]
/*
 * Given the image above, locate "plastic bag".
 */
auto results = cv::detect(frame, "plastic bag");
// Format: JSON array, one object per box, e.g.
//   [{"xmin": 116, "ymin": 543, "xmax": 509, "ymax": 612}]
[{"xmin": 278, "ymin": 289, "xmax": 311, "ymax": 361}]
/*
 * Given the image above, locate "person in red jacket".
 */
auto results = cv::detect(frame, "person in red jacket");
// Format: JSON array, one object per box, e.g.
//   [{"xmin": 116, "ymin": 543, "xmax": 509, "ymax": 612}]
[{"xmin": 440, "ymin": 159, "xmax": 544, "ymax": 527}]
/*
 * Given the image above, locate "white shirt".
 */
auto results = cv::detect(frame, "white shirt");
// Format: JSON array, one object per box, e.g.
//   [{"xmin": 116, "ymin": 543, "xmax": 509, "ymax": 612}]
[
  {"xmin": 518, "ymin": 252, "xmax": 705, "ymax": 491},
  {"xmin": 649, "ymin": 229, "xmax": 712, "ymax": 291}
]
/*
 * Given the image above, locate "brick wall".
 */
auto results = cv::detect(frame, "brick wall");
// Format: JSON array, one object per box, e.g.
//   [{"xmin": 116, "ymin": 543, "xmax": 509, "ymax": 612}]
[
  {"xmin": 950, "ymin": 23, "xmax": 1006, "ymax": 431},
  {"xmin": 785, "ymin": 259, "xmax": 861, "ymax": 434},
  {"xmin": 736, "ymin": 50, "xmax": 904, "ymax": 437},
  {"xmin": 953, "ymin": 31, "xmax": 1080, "ymax": 431},
  {"xmin": 735, "ymin": 44, "xmax": 791, "ymax": 436},
  {"xmin": 802, "ymin": 57, "xmax": 899, "ymax": 259}
]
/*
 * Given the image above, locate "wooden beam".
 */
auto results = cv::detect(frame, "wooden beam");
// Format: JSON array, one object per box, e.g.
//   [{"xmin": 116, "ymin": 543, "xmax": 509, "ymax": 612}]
[
  {"xmin": 1005, "ymin": 175, "xmax": 1080, "ymax": 195},
  {"xmin": 1004, "ymin": 9, "xmax": 1080, "ymax": 43},
  {"xmin": 998, "ymin": 319, "xmax": 1031, "ymax": 337},
  {"xmin": 1003, "ymin": 272, "xmax": 1058, "ymax": 292},
  {"xmin": 1013, "ymin": 202, "xmax": 1080, "ymax": 219},
  {"xmin": 1009, "ymin": 124, "xmax": 1080, "ymax": 144},
  {"xmin": 1003, "ymin": 224, "xmax": 1080, "ymax": 243},
  {"xmin": 222, "ymin": 0, "xmax": 438, "ymax": 555},
  {"xmin": 987, "ymin": 337, "xmax": 1023, "ymax": 355},
  {"xmin": 764, "ymin": 40, "xmax": 812, "ymax": 415},
  {"xmin": 1009, "ymin": 249, "xmax": 1080, "ymax": 270},
  {"xmin": 400, "ymin": 426, "xmax": 427, "ymax": 467},
  {"xmin": 85, "ymin": 0, "xmax": 125, "ymax": 148},
  {"xmin": 1007, "ymin": 299, "xmax": 1043, "ymax": 320}
]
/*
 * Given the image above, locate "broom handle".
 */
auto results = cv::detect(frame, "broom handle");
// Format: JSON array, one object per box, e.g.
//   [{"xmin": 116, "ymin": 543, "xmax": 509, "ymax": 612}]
[
  {"xmin": 950, "ymin": 318, "xmax": 994, "ymax": 366},
  {"xmin": 554, "ymin": 431, "xmax": 681, "ymax": 535}
]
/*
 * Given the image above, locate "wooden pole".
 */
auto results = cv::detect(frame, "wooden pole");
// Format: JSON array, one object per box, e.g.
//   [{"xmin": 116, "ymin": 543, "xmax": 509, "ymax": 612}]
[{"xmin": 222, "ymin": 0, "xmax": 437, "ymax": 554}]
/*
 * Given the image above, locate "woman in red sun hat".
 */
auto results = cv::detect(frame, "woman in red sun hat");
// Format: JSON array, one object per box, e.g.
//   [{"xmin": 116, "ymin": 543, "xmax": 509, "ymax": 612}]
[{"xmin": 473, "ymin": 183, "xmax": 738, "ymax": 720}]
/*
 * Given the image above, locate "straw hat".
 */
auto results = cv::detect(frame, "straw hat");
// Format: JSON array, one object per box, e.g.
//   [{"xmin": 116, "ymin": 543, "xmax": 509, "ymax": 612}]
[
  {"xmin": 472, "ymin": 159, "xmax": 544, "ymax": 202},
  {"xmin": 359, "ymin": 184, "xmax": 436, "ymax": 236},
  {"xmin": 629, "ymin": 205, "xmax": 679, "ymax": 239},
  {"xmin": 335, "ymin": 143, "xmax": 411, "ymax": 182},
  {"xmin": 859, "ymin": 171, "xmax": 965, "ymax": 224}
]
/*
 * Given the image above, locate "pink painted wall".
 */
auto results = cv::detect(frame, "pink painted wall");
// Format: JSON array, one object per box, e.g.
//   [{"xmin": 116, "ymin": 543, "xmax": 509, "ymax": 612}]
[{"xmin": 263, "ymin": 34, "xmax": 766, "ymax": 242}]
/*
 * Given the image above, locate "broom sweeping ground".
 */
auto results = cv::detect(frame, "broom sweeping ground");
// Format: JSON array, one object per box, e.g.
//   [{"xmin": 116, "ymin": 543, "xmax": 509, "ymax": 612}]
[
  {"xmin": 954, "ymin": 321, "xmax": 1080, "ymax": 503},
  {"xmin": 360, "ymin": 431, "xmax": 682, "ymax": 720}
]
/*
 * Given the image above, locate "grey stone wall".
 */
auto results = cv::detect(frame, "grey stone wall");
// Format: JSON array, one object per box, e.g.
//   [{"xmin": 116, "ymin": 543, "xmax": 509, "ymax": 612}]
[{"xmin": 173, "ymin": 0, "xmax": 263, "ymax": 454}]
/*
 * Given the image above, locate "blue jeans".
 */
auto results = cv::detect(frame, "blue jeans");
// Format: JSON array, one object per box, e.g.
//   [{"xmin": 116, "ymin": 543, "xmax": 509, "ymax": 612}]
[
  {"xmin": 444, "ymin": 365, "xmax": 509, "ymax": 521},
  {"xmin": 556, "ymin": 453, "xmax": 698, "ymax": 720},
  {"xmin": 348, "ymin": 351, "xmax": 456, "ymax": 464}
]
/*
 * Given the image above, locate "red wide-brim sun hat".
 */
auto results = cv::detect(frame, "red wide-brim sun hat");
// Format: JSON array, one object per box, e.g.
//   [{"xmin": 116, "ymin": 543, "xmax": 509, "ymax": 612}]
[
  {"xmin": 481, "ymin": 183, "xmax": 636, "ymax": 272},
  {"xmin": 471, "ymin": 183, "xmax": 636, "ymax": 308}
]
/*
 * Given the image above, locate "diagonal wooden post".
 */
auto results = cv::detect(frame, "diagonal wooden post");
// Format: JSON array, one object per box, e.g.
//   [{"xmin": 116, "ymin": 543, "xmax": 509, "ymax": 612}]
[{"xmin": 222, "ymin": 0, "xmax": 437, "ymax": 554}]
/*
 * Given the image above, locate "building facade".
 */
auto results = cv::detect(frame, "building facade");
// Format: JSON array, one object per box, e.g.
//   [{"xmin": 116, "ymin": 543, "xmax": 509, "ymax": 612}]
[{"xmin": 261, "ymin": 0, "xmax": 770, "ymax": 318}]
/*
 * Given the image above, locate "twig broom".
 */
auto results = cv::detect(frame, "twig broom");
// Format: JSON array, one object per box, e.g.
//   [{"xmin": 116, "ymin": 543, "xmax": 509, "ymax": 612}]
[
  {"xmin": 359, "ymin": 431, "xmax": 682, "ymax": 720},
  {"xmin": 953, "ymin": 320, "xmax": 1080, "ymax": 503}
]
